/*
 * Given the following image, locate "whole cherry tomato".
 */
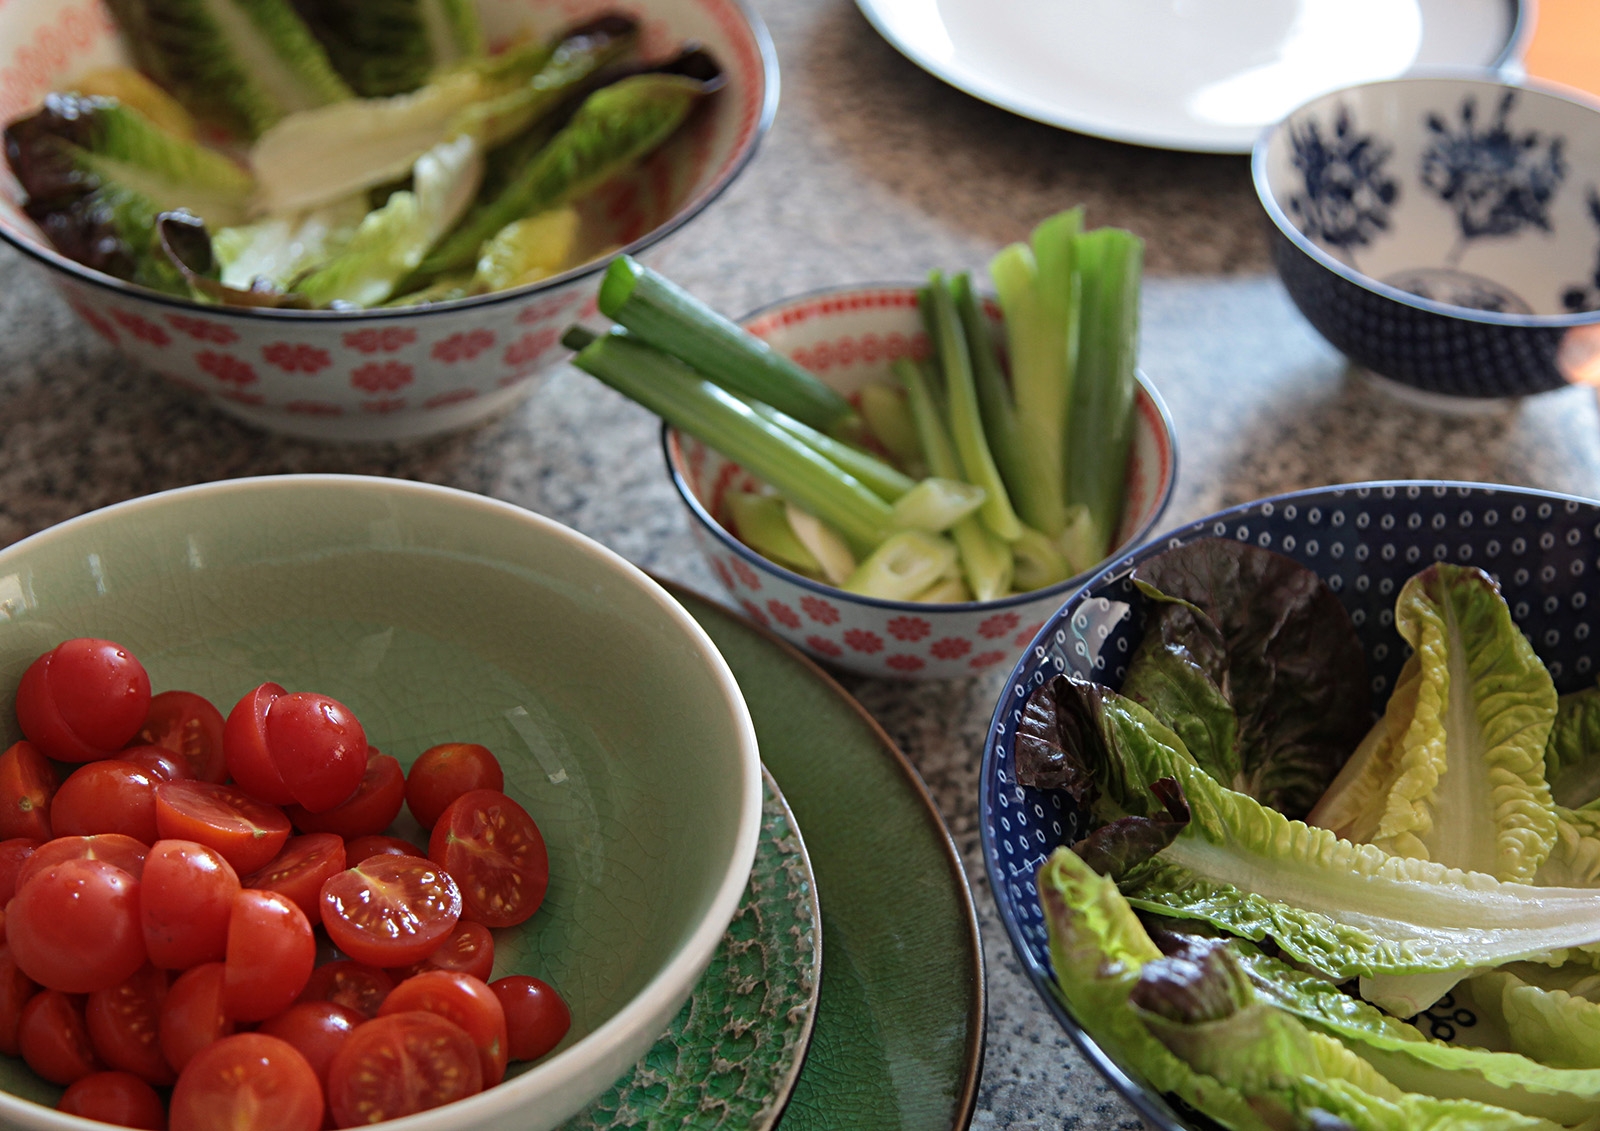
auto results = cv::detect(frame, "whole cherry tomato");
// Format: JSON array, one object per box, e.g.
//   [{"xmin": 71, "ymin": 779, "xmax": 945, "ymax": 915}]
[
  {"xmin": 58, "ymin": 1070, "xmax": 167, "ymax": 1129},
  {"xmin": 405, "ymin": 743, "xmax": 503, "ymax": 830},
  {"xmin": 0, "ymin": 942, "xmax": 39, "ymax": 1056},
  {"xmin": 244, "ymin": 834, "xmax": 345, "ymax": 926},
  {"xmin": 86, "ymin": 964, "xmax": 173, "ymax": 1085},
  {"xmin": 159, "ymin": 962, "xmax": 233, "ymax": 1073},
  {"xmin": 320, "ymin": 856, "xmax": 461, "ymax": 968},
  {"xmin": 141, "ymin": 839, "xmax": 240, "ymax": 970},
  {"xmin": 258, "ymin": 1000, "xmax": 363, "ymax": 1091},
  {"xmin": 16, "ymin": 639, "xmax": 150, "ymax": 762},
  {"xmin": 286, "ymin": 752, "xmax": 403, "ymax": 839},
  {"xmin": 18, "ymin": 989, "xmax": 100, "ymax": 1084},
  {"xmin": 297, "ymin": 961, "xmax": 393, "ymax": 1020},
  {"xmin": 51, "ymin": 760, "xmax": 161, "ymax": 844},
  {"xmin": 429, "ymin": 789, "xmax": 549, "ymax": 928},
  {"xmin": 170, "ymin": 1032, "xmax": 322, "ymax": 1131},
  {"xmin": 381, "ymin": 969, "xmax": 507, "ymax": 1085},
  {"xmin": 491, "ymin": 975, "xmax": 571, "ymax": 1061},
  {"xmin": 154, "ymin": 781, "xmax": 290, "ymax": 875},
  {"xmin": 224, "ymin": 685, "xmax": 368, "ymax": 813},
  {"xmin": 223, "ymin": 890, "xmax": 315, "ymax": 1022},
  {"xmin": 0, "ymin": 741, "xmax": 56, "ymax": 841},
  {"xmin": 222, "ymin": 683, "xmax": 293, "ymax": 805},
  {"xmin": 327, "ymin": 1011, "xmax": 482, "ymax": 1127},
  {"xmin": 133, "ymin": 689, "xmax": 227, "ymax": 783},
  {"xmin": 8, "ymin": 858, "xmax": 145, "ymax": 993}
]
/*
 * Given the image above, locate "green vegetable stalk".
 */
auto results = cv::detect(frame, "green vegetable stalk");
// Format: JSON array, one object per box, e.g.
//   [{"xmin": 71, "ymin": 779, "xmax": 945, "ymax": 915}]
[{"xmin": 746, "ymin": 401, "xmax": 913, "ymax": 503}]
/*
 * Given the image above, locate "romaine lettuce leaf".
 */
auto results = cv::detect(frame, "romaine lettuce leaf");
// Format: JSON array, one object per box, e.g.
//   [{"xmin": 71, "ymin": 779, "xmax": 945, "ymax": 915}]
[
  {"xmin": 291, "ymin": 0, "xmax": 484, "ymax": 98},
  {"xmin": 1309, "ymin": 656, "xmax": 1422, "ymax": 845},
  {"xmin": 1547, "ymin": 685, "xmax": 1600, "ymax": 810},
  {"xmin": 1472, "ymin": 971, "xmax": 1600, "ymax": 1071},
  {"xmin": 213, "ymin": 195, "xmax": 368, "ymax": 290}
]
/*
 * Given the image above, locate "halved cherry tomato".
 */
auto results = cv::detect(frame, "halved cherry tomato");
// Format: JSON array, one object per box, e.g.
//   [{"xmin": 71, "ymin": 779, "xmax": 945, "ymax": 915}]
[
  {"xmin": 429, "ymin": 789, "xmax": 549, "ymax": 928},
  {"xmin": 342, "ymin": 834, "xmax": 424, "ymax": 865},
  {"xmin": 16, "ymin": 639, "xmax": 151, "ymax": 763},
  {"xmin": 0, "ymin": 838, "xmax": 42, "ymax": 904},
  {"xmin": 327, "ymin": 1011, "xmax": 482, "ymax": 1127},
  {"xmin": 0, "ymin": 741, "xmax": 56, "ymax": 841},
  {"xmin": 223, "ymin": 890, "xmax": 314, "ymax": 1022},
  {"xmin": 86, "ymin": 964, "xmax": 173, "ymax": 1085},
  {"xmin": 133, "ymin": 689, "xmax": 226, "ymax": 783},
  {"xmin": 320, "ymin": 855, "xmax": 461, "ymax": 968},
  {"xmin": 0, "ymin": 942, "xmax": 39, "ymax": 1056},
  {"xmin": 244, "ymin": 834, "xmax": 345, "ymax": 926},
  {"xmin": 380, "ymin": 970, "xmax": 507, "ymax": 1085},
  {"xmin": 491, "ymin": 975, "xmax": 571, "ymax": 1061},
  {"xmin": 223, "ymin": 683, "xmax": 293, "ymax": 805},
  {"xmin": 265, "ymin": 693, "xmax": 368, "ymax": 813},
  {"xmin": 286, "ymin": 752, "xmax": 403, "ymax": 839},
  {"xmin": 121, "ymin": 744, "xmax": 194, "ymax": 782},
  {"xmin": 411, "ymin": 919, "xmax": 495, "ymax": 983},
  {"xmin": 170, "ymin": 1032, "xmax": 322, "ymax": 1131},
  {"xmin": 258, "ymin": 1000, "xmax": 363, "ymax": 1091},
  {"xmin": 19, "ymin": 989, "xmax": 100, "ymax": 1084},
  {"xmin": 9, "ymin": 858, "xmax": 145, "ymax": 993},
  {"xmin": 58, "ymin": 1070, "xmax": 167, "ymax": 1129},
  {"xmin": 154, "ymin": 781, "xmax": 290, "ymax": 875},
  {"xmin": 15, "ymin": 833, "xmax": 148, "ymax": 889},
  {"xmin": 141, "ymin": 839, "xmax": 240, "ymax": 970},
  {"xmin": 405, "ymin": 743, "xmax": 503, "ymax": 830},
  {"xmin": 297, "ymin": 961, "xmax": 393, "ymax": 1019},
  {"xmin": 51, "ymin": 760, "xmax": 161, "ymax": 843},
  {"xmin": 159, "ymin": 962, "xmax": 233, "ymax": 1072}
]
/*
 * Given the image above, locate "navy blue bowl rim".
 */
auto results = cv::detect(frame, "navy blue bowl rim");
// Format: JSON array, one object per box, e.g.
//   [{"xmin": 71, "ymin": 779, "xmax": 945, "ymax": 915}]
[
  {"xmin": 1252, "ymin": 71, "xmax": 1600, "ymax": 330},
  {"xmin": 978, "ymin": 477, "xmax": 1600, "ymax": 1131},
  {"xmin": 0, "ymin": 0, "xmax": 780, "ymax": 323},
  {"xmin": 661, "ymin": 280, "xmax": 1180, "ymax": 614}
]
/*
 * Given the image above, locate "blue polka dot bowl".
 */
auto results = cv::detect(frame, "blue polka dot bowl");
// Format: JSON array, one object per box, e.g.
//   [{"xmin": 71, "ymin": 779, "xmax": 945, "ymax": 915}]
[
  {"xmin": 980, "ymin": 480, "xmax": 1600, "ymax": 1131},
  {"xmin": 1255, "ymin": 76, "xmax": 1600, "ymax": 398}
]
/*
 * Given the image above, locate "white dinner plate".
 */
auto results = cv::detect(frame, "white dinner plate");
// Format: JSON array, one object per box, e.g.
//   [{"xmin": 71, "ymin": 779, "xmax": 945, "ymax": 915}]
[{"xmin": 856, "ymin": 0, "xmax": 1528, "ymax": 153}]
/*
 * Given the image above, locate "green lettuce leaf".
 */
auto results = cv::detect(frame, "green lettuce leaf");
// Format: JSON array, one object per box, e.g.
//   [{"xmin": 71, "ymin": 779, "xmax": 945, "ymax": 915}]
[
  {"xmin": 1547, "ymin": 685, "xmax": 1600, "ymax": 810},
  {"xmin": 213, "ymin": 195, "xmax": 368, "ymax": 290},
  {"xmin": 1472, "ymin": 970, "xmax": 1600, "ymax": 1071},
  {"xmin": 1309, "ymin": 656, "xmax": 1422, "ymax": 845},
  {"xmin": 1121, "ymin": 538, "xmax": 1369, "ymax": 820},
  {"xmin": 1537, "ymin": 807, "xmax": 1600, "ymax": 887},
  {"xmin": 291, "ymin": 0, "xmax": 484, "ymax": 97}
]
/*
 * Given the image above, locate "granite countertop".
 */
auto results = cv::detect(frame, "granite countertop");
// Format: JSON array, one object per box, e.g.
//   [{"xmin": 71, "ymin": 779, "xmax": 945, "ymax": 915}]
[{"xmin": 5, "ymin": 1, "xmax": 1600, "ymax": 1127}]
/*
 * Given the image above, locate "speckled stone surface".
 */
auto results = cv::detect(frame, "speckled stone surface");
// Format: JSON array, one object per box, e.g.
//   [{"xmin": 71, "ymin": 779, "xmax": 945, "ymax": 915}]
[{"xmin": 5, "ymin": 1, "xmax": 1600, "ymax": 1127}]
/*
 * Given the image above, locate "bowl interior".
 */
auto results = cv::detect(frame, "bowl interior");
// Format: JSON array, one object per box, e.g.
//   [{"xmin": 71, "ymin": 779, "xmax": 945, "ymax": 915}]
[
  {"xmin": 669, "ymin": 285, "xmax": 1176, "ymax": 604},
  {"xmin": 0, "ymin": 0, "xmax": 772, "ymax": 302},
  {"xmin": 1260, "ymin": 77, "xmax": 1600, "ymax": 318},
  {"xmin": 983, "ymin": 481, "xmax": 1600, "ymax": 1130},
  {"xmin": 0, "ymin": 476, "xmax": 754, "ymax": 1116}
]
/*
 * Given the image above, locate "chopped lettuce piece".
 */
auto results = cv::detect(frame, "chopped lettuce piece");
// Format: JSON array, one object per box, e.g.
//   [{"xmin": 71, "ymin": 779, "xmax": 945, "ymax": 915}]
[
  {"xmin": 103, "ymin": 0, "xmax": 351, "ymax": 139},
  {"xmin": 470, "ymin": 207, "xmax": 579, "ymax": 291},
  {"xmin": 290, "ymin": 0, "xmax": 484, "ymax": 97}
]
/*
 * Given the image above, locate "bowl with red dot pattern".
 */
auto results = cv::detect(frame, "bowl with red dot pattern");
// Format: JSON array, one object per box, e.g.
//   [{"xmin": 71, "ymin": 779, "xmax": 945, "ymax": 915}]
[
  {"xmin": 0, "ymin": 0, "xmax": 776, "ymax": 441},
  {"xmin": 665, "ymin": 282, "xmax": 1178, "ymax": 680}
]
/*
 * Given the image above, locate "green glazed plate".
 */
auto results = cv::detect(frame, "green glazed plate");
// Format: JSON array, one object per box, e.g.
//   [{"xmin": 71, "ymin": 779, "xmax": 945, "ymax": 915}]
[
  {"xmin": 565, "ymin": 767, "xmax": 821, "ymax": 1130},
  {"xmin": 668, "ymin": 585, "xmax": 985, "ymax": 1131}
]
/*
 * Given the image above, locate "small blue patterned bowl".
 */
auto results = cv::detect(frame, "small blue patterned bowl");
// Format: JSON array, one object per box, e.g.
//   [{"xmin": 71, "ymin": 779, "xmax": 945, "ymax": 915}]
[
  {"xmin": 980, "ymin": 480, "xmax": 1600, "ymax": 1131},
  {"xmin": 1255, "ymin": 76, "xmax": 1600, "ymax": 398}
]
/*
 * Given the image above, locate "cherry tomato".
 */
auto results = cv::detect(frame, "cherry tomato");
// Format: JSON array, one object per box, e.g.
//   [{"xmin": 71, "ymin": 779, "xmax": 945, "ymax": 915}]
[
  {"xmin": 258, "ymin": 1000, "xmax": 363, "ymax": 1090},
  {"xmin": 223, "ymin": 890, "xmax": 315, "ymax": 1022},
  {"xmin": 58, "ymin": 1070, "xmax": 168, "ymax": 1129},
  {"xmin": 0, "ymin": 741, "xmax": 56, "ymax": 841},
  {"xmin": 381, "ymin": 970, "xmax": 507, "ymax": 1085},
  {"xmin": 0, "ymin": 838, "xmax": 42, "ymax": 904},
  {"xmin": 327, "ymin": 1011, "xmax": 483, "ymax": 1127},
  {"xmin": 51, "ymin": 759, "xmax": 161, "ymax": 843},
  {"xmin": 86, "ymin": 964, "xmax": 173, "ymax": 1085},
  {"xmin": 430, "ymin": 789, "xmax": 549, "ymax": 928},
  {"xmin": 492, "ymin": 975, "xmax": 571, "ymax": 1062},
  {"xmin": 16, "ymin": 639, "xmax": 151, "ymax": 763},
  {"xmin": 320, "ymin": 855, "xmax": 461, "ymax": 968},
  {"xmin": 141, "ymin": 839, "xmax": 240, "ymax": 970},
  {"xmin": 170, "ymin": 1032, "xmax": 322, "ymax": 1131},
  {"xmin": 413, "ymin": 919, "xmax": 495, "ymax": 984},
  {"xmin": 223, "ymin": 683, "xmax": 293, "ymax": 805},
  {"xmin": 19, "ymin": 989, "xmax": 100, "ymax": 1084},
  {"xmin": 244, "ymin": 834, "xmax": 345, "ymax": 926},
  {"xmin": 265, "ymin": 693, "xmax": 368, "ymax": 813},
  {"xmin": 16, "ymin": 833, "xmax": 148, "ymax": 889},
  {"xmin": 405, "ymin": 743, "xmax": 504, "ymax": 830},
  {"xmin": 159, "ymin": 963, "xmax": 233, "ymax": 1073},
  {"xmin": 154, "ymin": 781, "xmax": 290, "ymax": 875},
  {"xmin": 133, "ymin": 689, "xmax": 226, "ymax": 783},
  {"xmin": 286, "ymin": 752, "xmax": 403, "ymax": 839},
  {"xmin": 121, "ymin": 744, "xmax": 195, "ymax": 783},
  {"xmin": 8, "ymin": 858, "xmax": 145, "ymax": 992},
  {"xmin": 342, "ymin": 834, "xmax": 424, "ymax": 865},
  {"xmin": 297, "ymin": 961, "xmax": 393, "ymax": 1019},
  {"xmin": 0, "ymin": 942, "xmax": 39, "ymax": 1055}
]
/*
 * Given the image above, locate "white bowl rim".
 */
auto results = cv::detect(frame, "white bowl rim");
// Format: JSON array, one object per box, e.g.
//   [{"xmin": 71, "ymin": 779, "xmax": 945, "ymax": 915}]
[
  {"xmin": 0, "ymin": 0, "xmax": 780, "ymax": 323},
  {"xmin": 663, "ymin": 280, "xmax": 1180, "ymax": 613},
  {"xmin": 1252, "ymin": 69, "xmax": 1600, "ymax": 330},
  {"xmin": 0, "ymin": 473, "xmax": 765, "ymax": 1131}
]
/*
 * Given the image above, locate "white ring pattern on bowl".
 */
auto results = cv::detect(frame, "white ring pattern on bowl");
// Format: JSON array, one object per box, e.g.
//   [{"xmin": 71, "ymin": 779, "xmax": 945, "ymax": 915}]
[
  {"xmin": 667, "ymin": 284, "xmax": 1177, "ymax": 679},
  {"xmin": 0, "ymin": 0, "xmax": 776, "ymax": 441}
]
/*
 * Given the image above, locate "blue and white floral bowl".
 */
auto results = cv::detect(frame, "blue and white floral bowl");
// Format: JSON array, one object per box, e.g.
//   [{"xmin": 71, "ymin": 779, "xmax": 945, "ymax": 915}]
[
  {"xmin": 1255, "ymin": 76, "xmax": 1600, "ymax": 398},
  {"xmin": 980, "ymin": 480, "xmax": 1600, "ymax": 1131}
]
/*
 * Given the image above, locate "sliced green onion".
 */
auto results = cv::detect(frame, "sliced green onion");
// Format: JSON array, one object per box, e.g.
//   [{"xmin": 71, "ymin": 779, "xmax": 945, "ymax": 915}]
[
  {"xmin": 913, "ymin": 576, "xmax": 972, "ymax": 604},
  {"xmin": 953, "ymin": 273, "xmax": 1030, "ymax": 510},
  {"xmin": 890, "ymin": 478, "xmax": 986, "ymax": 534},
  {"xmin": 785, "ymin": 505, "xmax": 856, "ymax": 585},
  {"xmin": 725, "ymin": 491, "xmax": 821, "ymax": 575},
  {"xmin": 843, "ymin": 530, "xmax": 958, "ymax": 600}
]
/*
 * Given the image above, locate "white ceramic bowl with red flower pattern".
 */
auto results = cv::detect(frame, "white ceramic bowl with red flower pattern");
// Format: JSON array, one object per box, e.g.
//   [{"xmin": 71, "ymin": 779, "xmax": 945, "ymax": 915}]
[
  {"xmin": 0, "ymin": 0, "xmax": 776, "ymax": 441},
  {"xmin": 666, "ymin": 283, "xmax": 1179, "ymax": 679}
]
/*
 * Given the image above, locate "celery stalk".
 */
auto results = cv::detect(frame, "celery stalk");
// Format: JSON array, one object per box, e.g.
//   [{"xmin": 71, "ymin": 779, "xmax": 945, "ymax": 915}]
[
  {"xmin": 890, "ymin": 478, "xmax": 986, "ymax": 533},
  {"xmin": 990, "ymin": 239, "xmax": 1066, "ymax": 536},
  {"xmin": 843, "ymin": 531, "xmax": 958, "ymax": 600},
  {"xmin": 1011, "ymin": 525, "xmax": 1072, "ymax": 590},
  {"xmin": 953, "ymin": 273, "xmax": 1030, "ymax": 508},
  {"xmin": 746, "ymin": 401, "xmax": 914, "ymax": 503},
  {"xmin": 598, "ymin": 256, "xmax": 860, "ymax": 436},
  {"xmin": 785, "ymin": 505, "xmax": 856, "ymax": 584},
  {"xmin": 913, "ymin": 576, "xmax": 971, "ymax": 604},
  {"xmin": 725, "ymin": 491, "xmax": 821, "ymax": 575},
  {"xmin": 1065, "ymin": 227, "xmax": 1142, "ymax": 565},
  {"xmin": 922, "ymin": 273, "xmax": 1023, "ymax": 542},
  {"xmin": 569, "ymin": 330, "xmax": 892, "ymax": 553},
  {"xmin": 858, "ymin": 382, "xmax": 923, "ymax": 472}
]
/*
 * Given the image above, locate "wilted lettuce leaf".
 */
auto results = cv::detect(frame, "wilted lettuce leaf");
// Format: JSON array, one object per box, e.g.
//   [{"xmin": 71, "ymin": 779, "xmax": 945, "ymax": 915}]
[
  {"xmin": 1121, "ymin": 538, "xmax": 1368, "ymax": 820},
  {"xmin": 291, "ymin": 0, "xmax": 484, "ymax": 98},
  {"xmin": 1546, "ymin": 684, "xmax": 1600, "ymax": 810},
  {"xmin": 103, "ymin": 0, "xmax": 351, "ymax": 139}
]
